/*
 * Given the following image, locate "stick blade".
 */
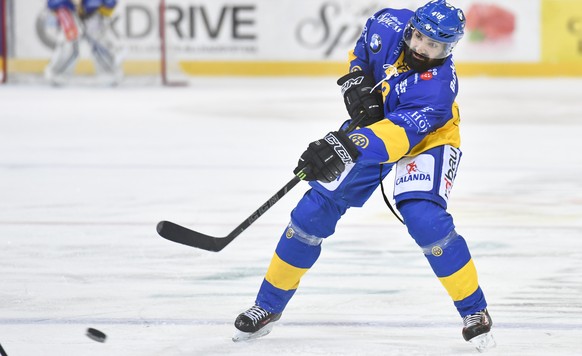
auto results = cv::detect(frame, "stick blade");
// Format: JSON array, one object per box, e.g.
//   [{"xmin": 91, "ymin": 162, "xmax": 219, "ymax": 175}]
[{"xmin": 156, "ymin": 220, "xmax": 231, "ymax": 252}]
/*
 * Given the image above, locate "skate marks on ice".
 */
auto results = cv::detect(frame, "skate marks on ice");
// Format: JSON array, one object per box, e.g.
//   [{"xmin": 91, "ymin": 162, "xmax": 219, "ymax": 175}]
[
  {"xmin": 1, "ymin": 222, "xmax": 581, "ymax": 355},
  {"xmin": 0, "ymin": 316, "xmax": 579, "ymax": 355},
  {"xmin": 1, "ymin": 78, "xmax": 582, "ymax": 355}
]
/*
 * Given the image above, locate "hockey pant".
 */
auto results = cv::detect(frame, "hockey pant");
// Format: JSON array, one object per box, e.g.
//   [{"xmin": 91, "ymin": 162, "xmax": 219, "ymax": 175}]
[{"xmin": 254, "ymin": 145, "xmax": 487, "ymax": 317}]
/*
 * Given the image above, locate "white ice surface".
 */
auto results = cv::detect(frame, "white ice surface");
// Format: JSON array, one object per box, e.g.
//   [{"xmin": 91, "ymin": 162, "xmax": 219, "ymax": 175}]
[{"xmin": 1, "ymin": 77, "xmax": 581, "ymax": 355}]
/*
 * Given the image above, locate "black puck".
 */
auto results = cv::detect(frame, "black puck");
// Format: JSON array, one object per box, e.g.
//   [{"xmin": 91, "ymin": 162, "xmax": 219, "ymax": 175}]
[{"xmin": 86, "ymin": 328, "xmax": 107, "ymax": 343}]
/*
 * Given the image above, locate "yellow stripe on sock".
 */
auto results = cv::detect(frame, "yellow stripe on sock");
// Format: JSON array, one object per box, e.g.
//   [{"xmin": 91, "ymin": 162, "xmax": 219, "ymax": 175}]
[
  {"xmin": 438, "ymin": 259, "xmax": 479, "ymax": 301},
  {"xmin": 264, "ymin": 253, "xmax": 309, "ymax": 291}
]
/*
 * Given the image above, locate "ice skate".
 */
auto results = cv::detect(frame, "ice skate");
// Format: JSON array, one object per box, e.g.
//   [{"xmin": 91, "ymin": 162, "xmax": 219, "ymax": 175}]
[
  {"xmin": 462, "ymin": 309, "xmax": 496, "ymax": 352},
  {"xmin": 232, "ymin": 305, "xmax": 281, "ymax": 342}
]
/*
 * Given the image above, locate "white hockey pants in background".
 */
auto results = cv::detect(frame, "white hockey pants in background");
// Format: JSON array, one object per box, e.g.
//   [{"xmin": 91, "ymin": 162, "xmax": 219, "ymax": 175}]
[
  {"xmin": 83, "ymin": 13, "xmax": 124, "ymax": 85},
  {"xmin": 44, "ymin": 10, "xmax": 123, "ymax": 86},
  {"xmin": 44, "ymin": 9, "xmax": 82, "ymax": 86}
]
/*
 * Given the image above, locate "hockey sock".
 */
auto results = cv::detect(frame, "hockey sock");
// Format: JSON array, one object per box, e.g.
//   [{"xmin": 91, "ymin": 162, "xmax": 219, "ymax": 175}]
[
  {"xmin": 256, "ymin": 223, "xmax": 322, "ymax": 313},
  {"xmin": 399, "ymin": 199, "xmax": 487, "ymax": 316}
]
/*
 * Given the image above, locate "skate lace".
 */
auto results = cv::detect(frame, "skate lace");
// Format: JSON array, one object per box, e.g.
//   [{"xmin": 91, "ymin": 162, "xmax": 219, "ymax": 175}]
[
  {"xmin": 243, "ymin": 305, "xmax": 270, "ymax": 324},
  {"xmin": 463, "ymin": 310, "xmax": 485, "ymax": 328}
]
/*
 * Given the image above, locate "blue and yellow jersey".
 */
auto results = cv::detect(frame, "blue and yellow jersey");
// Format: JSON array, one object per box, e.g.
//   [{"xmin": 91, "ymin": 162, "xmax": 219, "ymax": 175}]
[
  {"xmin": 48, "ymin": 0, "xmax": 117, "ymax": 17},
  {"xmin": 347, "ymin": 8, "xmax": 461, "ymax": 164}
]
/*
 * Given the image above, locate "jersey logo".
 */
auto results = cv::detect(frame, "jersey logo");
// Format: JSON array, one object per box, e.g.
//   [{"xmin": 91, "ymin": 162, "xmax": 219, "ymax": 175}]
[
  {"xmin": 439, "ymin": 146, "xmax": 461, "ymax": 200},
  {"xmin": 395, "ymin": 160, "xmax": 432, "ymax": 186},
  {"xmin": 406, "ymin": 161, "xmax": 418, "ymax": 174},
  {"xmin": 420, "ymin": 71, "xmax": 433, "ymax": 80},
  {"xmin": 394, "ymin": 155, "xmax": 435, "ymax": 195},
  {"xmin": 349, "ymin": 133, "xmax": 369, "ymax": 149},
  {"xmin": 370, "ymin": 33, "xmax": 382, "ymax": 53}
]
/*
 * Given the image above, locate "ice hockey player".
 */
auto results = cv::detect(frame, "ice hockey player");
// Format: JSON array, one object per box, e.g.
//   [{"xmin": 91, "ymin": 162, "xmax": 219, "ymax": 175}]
[
  {"xmin": 44, "ymin": 0, "xmax": 122, "ymax": 86},
  {"xmin": 233, "ymin": 0, "xmax": 495, "ymax": 352}
]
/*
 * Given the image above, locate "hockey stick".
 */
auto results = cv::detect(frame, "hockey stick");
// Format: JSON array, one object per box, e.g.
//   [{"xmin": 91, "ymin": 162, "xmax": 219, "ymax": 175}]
[
  {"xmin": 157, "ymin": 112, "xmax": 368, "ymax": 252},
  {"xmin": 0, "ymin": 342, "xmax": 8, "ymax": 356}
]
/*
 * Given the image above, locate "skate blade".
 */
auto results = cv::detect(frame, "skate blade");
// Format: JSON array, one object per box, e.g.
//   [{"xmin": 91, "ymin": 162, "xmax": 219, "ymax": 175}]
[
  {"xmin": 468, "ymin": 332, "xmax": 496, "ymax": 353},
  {"xmin": 232, "ymin": 323, "xmax": 274, "ymax": 342}
]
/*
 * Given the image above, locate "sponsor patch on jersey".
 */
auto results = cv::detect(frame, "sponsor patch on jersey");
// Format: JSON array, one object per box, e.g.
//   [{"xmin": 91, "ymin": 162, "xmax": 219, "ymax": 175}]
[
  {"xmin": 349, "ymin": 133, "xmax": 369, "ymax": 148},
  {"xmin": 370, "ymin": 33, "xmax": 382, "ymax": 53},
  {"xmin": 438, "ymin": 146, "xmax": 461, "ymax": 202},
  {"xmin": 394, "ymin": 154, "xmax": 435, "ymax": 195},
  {"xmin": 420, "ymin": 71, "xmax": 433, "ymax": 81}
]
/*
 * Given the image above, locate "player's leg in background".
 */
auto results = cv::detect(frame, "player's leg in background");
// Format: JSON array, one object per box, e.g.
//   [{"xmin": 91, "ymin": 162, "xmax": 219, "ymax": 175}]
[
  {"xmin": 44, "ymin": 3, "xmax": 80, "ymax": 86},
  {"xmin": 82, "ymin": 2, "xmax": 123, "ymax": 86}
]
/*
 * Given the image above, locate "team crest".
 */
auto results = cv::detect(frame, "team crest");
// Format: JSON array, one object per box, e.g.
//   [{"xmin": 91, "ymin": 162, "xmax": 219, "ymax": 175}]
[
  {"xmin": 431, "ymin": 246, "xmax": 443, "ymax": 257},
  {"xmin": 349, "ymin": 133, "xmax": 369, "ymax": 148}
]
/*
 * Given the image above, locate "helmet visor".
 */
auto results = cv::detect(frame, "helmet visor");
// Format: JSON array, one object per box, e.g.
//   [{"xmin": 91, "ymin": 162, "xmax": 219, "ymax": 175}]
[{"xmin": 403, "ymin": 22, "xmax": 459, "ymax": 60}]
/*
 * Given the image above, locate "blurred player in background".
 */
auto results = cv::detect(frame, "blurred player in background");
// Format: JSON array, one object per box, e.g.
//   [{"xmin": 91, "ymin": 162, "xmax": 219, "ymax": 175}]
[
  {"xmin": 233, "ymin": 0, "xmax": 495, "ymax": 352},
  {"xmin": 44, "ymin": 0, "xmax": 122, "ymax": 86}
]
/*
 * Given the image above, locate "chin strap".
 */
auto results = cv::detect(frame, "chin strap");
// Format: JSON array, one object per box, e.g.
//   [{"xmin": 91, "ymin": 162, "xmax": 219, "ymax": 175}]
[{"xmin": 379, "ymin": 164, "xmax": 405, "ymax": 224}]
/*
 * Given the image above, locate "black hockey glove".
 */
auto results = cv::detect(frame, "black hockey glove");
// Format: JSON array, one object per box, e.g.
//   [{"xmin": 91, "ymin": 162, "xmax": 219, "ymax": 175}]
[
  {"xmin": 337, "ymin": 71, "xmax": 384, "ymax": 127},
  {"xmin": 293, "ymin": 131, "xmax": 360, "ymax": 183}
]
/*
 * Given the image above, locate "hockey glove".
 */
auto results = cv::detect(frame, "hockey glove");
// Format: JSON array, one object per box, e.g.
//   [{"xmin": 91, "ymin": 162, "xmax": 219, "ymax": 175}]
[
  {"xmin": 337, "ymin": 71, "xmax": 384, "ymax": 127},
  {"xmin": 293, "ymin": 131, "xmax": 360, "ymax": 183}
]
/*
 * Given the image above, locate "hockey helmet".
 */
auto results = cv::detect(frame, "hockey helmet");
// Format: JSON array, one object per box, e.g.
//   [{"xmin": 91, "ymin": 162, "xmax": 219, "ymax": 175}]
[{"xmin": 403, "ymin": 0, "xmax": 466, "ymax": 59}]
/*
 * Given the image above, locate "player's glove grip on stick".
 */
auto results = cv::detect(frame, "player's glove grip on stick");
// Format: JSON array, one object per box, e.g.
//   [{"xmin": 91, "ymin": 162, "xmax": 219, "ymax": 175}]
[
  {"xmin": 337, "ymin": 71, "xmax": 384, "ymax": 127},
  {"xmin": 293, "ymin": 131, "xmax": 360, "ymax": 183}
]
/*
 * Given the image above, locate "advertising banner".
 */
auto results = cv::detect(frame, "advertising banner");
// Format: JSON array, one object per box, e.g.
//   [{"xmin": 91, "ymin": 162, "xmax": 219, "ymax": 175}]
[
  {"xmin": 13, "ymin": 0, "xmax": 538, "ymax": 62},
  {"xmin": 4, "ymin": 0, "xmax": 582, "ymax": 76},
  {"xmin": 454, "ymin": 0, "xmax": 540, "ymax": 63},
  {"xmin": 542, "ymin": 0, "xmax": 582, "ymax": 63}
]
